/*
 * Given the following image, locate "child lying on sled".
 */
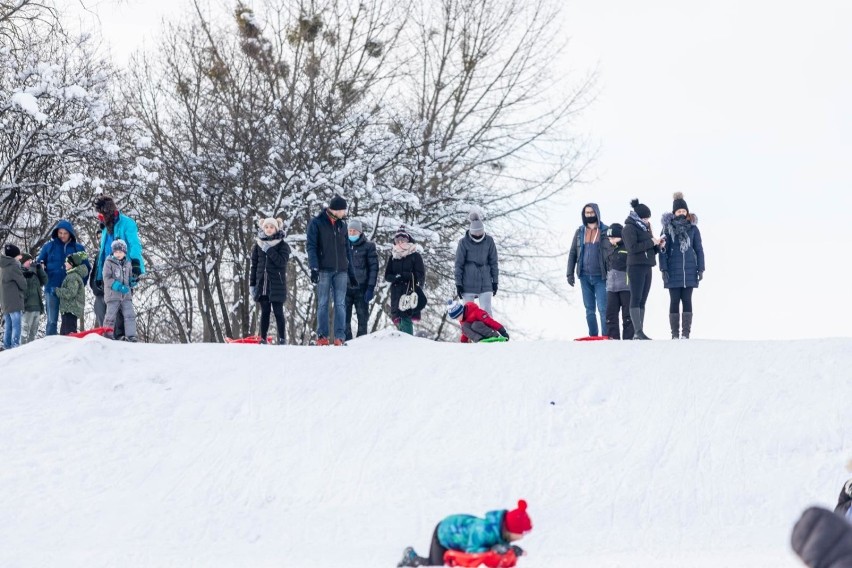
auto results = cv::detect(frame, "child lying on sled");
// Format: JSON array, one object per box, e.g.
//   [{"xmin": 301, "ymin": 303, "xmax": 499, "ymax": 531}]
[
  {"xmin": 446, "ymin": 300, "xmax": 510, "ymax": 343},
  {"xmin": 397, "ymin": 500, "xmax": 532, "ymax": 567}
]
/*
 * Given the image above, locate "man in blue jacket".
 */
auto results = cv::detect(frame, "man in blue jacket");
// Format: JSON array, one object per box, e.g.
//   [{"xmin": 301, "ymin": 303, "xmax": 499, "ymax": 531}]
[
  {"xmin": 566, "ymin": 203, "xmax": 609, "ymax": 336},
  {"xmin": 36, "ymin": 220, "xmax": 90, "ymax": 335},
  {"xmin": 306, "ymin": 195, "xmax": 358, "ymax": 345}
]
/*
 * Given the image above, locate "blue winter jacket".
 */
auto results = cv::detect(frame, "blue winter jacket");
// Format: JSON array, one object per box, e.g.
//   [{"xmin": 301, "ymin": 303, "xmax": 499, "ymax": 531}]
[
  {"xmin": 658, "ymin": 213, "xmax": 705, "ymax": 289},
  {"xmin": 437, "ymin": 510, "xmax": 509, "ymax": 553},
  {"xmin": 36, "ymin": 220, "xmax": 90, "ymax": 292},
  {"xmin": 96, "ymin": 213, "xmax": 145, "ymax": 281}
]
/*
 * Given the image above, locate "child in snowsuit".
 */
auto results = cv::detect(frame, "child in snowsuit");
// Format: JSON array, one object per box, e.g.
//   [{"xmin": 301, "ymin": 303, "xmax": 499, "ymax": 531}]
[
  {"xmin": 55, "ymin": 251, "xmax": 88, "ymax": 335},
  {"xmin": 102, "ymin": 240, "xmax": 138, "ymax": 342},
  {"xmin": 446, "ymin": 299, "xmax": 509, "ymax": 343},
  {"xmin": 1, "ymin": 243, "xmax": 26, "ymax": 349},
  {"xmin": 398, "ymin": 500, "xmax": 532, "ymax": 567},
  {"xmin": 249, "ymin": 217, "xmax": 291, "ymax": 344},
  {"xmin": 603, "ymin": 223, "xmax": 633, "ymax": 340},
  {"xmin": 20, "ymin": 253, "xmax": 47, "ymax": 344}
]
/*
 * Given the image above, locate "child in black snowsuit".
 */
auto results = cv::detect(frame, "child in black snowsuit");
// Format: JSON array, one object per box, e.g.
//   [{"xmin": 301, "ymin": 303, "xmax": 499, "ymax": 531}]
[{"xmin": 603, "ymin": 223, "xmax": 633, "ymax": 340}]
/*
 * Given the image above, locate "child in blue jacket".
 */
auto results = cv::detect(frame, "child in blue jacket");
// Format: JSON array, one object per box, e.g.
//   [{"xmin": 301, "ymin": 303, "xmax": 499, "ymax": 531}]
[{"xmin": 397, "ymin": 500, "xmax": 532, "ymax": 567}]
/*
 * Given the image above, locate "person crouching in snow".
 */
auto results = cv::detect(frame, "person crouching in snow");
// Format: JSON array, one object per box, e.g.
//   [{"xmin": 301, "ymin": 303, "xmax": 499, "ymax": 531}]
[
  {"xmin": 397, "ymin": 500, "xmax": 532, "ymax": 567},
  {"xmin": 102, "ymin": 240, "xmax": 138, "ymax": 342},
  {"xmin": 446, "ymin": 299, "xmax": 509, "ymax": 343}
]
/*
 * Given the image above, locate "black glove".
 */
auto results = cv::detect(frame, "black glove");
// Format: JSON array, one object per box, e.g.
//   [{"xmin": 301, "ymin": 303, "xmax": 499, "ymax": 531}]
[
  {"xmin": 662, "ymin": 271, "xmax": 669, "ymax": 285},
  {"xmin": 498, "ymin": 326, "xmax": 509, "ymax": 340},
  {"xmin": 492, "ymin": 282, "xmax": 498, "ymax": 296},
  {"xmin": 348, "ymin": 273, "xmax": 358, "ymax": 288},
  {"xmin": 131, "ymin": 259, "xmax": 142, "ymax": 277},
  {"xmin": 456, "ymin": 285, "xmax": 464, "ymax": 299},
  {"xmin": 698, "ymin": 271, "xmax": 704, "ymax": 282},
  {"xmin": 310, "ymin": 269, "xmax": 319, "ymax": 284},
  {"xmin": 364, "ymin": 288, "xmax": 375, "ymax": 303},
  {"xmin": 567, "ymin": 273, "xmax": 575, "ymax": 287},
  {"xmin": 510, "ymin": 545, "xmax": 525, "ymax": 556},
  {"xmin": 491, "ymin": 544, "xmax": 510, "ymax": 555}
]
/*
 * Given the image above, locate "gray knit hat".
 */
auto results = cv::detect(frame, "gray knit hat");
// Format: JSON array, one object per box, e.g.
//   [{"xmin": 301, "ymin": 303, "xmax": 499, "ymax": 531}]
[
  {"xmin": 349, "ymin": 219, "xmax": 363, "ymax": 233},
  {"xmin": 468, "ymin": 210, "xmax": 485, "ymax": 237},
  {"xmin": 111, "ymin": 239, "xmax": 128, "ymax": 253}
]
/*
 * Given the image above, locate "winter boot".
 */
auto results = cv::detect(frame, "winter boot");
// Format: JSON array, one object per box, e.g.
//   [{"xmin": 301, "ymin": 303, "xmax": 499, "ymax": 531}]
[
  {"xmin": 316, "ymin": 337, "xmax": 329, "ymax": 346},
  {"xmin": 277, "ymin": 337, "xmax": 287, "ymax": 345},
  {"xmin": 104, "ymin": 331, "xmax": 115, "ymax": 340},
  {"xmin": 125, "ymin": 336, "xmax": 138, "ymax": 343},
  {"xmin": 333, "ymin": 338, "xmax": 345, "ymax": 346},
  {"xmin": 669, "ymin": 313, "xmax": 680, "ymax": 339},
  {"xmin": 631, "ymin": 308, "xmax": 651, "ymax": 340},
  {"xmin": 258, "ymin": 337, "xmax": 268, "ymax": 345},
  {"xmin": 681, "ymin": 312, "xmax": 693, "ymax": 339},
  {"xmin": 397, "ymin": 546, "xmax": 427, "ymax": 567},
  {"xmin": 639, "ymin": 309, "xmax": 652, "ymax": 340}
]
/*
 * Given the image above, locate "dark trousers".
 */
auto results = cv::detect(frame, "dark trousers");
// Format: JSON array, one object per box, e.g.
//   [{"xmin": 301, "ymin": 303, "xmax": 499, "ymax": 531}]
[
  {"xmin": 259, "ymin": 299, "xmax": 285, "ymax": 343},
  {"xmin": 627, "ymin": 265, "xmax": 653, "ymax": 309},
  {"xmin": 59, "ymin": 313, "xmax": 78, "ymax": 335},
  {"xmin": 605, "ymin": 290, "xmax": 634, "ymax": 340},
  {"xmin": 428, "ymin": 524, "xmax": 447, "ymax": 565},
  {"xmin": 345, "ymin": 286, "xmax": 369, "ymax": 341},
  {"xmin": 669, "ymin": 287, "xmax": 694, "ymax": 313}
]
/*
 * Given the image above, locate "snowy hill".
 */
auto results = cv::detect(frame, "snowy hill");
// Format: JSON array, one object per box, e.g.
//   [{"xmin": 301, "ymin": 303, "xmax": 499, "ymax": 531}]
[{"xmin": 1, "ymin": 332, "xmax": 850, "ymax": 567}]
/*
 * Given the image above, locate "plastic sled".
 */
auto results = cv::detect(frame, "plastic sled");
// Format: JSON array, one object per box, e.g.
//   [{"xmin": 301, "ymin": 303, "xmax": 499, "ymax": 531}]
[
  {"xmin": 479, "ymin": 336, "xmax": 508, "ymax": 344},
  {"xmin": 574, "ymin": 335, "xmax": 611, "ymax": 341},
  {"xmin": 444, "ymin": 549, "xmax": 518, "ymax": 568},
  {"xmin": 225, "ymin": 335, "xmax": 264, "ymax": 344},
  {"xmin": 68, "ymin": 327, "xmax": 114, "ymax": 338}
]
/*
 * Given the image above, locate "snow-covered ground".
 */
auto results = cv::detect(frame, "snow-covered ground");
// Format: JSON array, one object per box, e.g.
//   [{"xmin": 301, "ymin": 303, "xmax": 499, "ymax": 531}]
[{"xmin": 1, "ymin": 331, "xmax": 850, "ymax": 567}]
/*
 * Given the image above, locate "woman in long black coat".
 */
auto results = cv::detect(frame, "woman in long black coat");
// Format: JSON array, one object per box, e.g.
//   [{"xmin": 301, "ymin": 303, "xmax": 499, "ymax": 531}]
[
  {"xmin": 621, "ymin": 198, "xmax": 662, "ymax": 340},
  {"xmin": 384, "ymin": 226, "xmax": 426, "ymax": 335},
  {"xmin": 250, "ymin": 218, "xmax": 291, "ymax": 344}
]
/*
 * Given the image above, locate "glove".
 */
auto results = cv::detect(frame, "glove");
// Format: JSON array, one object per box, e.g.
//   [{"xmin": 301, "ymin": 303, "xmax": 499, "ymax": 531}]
[
  {"xmin": 456, "ymin": 285, "xmax": 464, "ymax": 299},
  {"xmin": 567, "ymin": 273, "xmax": 575, "ymax": 287},
  {"xmin": 662, "ymin": 271, "xmax": 669, "ymax": 285},
  {"xmin": 510, "ymin": 545, "xmax": 525, "ymax": 556},
  {"xmin": 111, "ymin": 280, "xmax": 130, "ymax": 295},
  {"xmin": 498, "ymin": 326, "xmax": 509, "ymax": 340},
  {"xmin": 492, "ymin": 282, "xmax": 498, "ymax": 296},
  {"xmin": 310, "ymin": 269, "xmax": 319, "ymax": 284},
  {"xmin": 131, "ymin": 259, "xmax": 142, "ymax": 278},
  {"xmin": 364, "ymin": 288, "xmax": 375, "ymax": 303},
  {"xmin": 491, "ymin": 544, "xmax": 510, "ymax": 554},
  {"xmin": 249, "ymin": 286, "xmax": 258, "ymax": 301},
  {"xmin": 698, "ymin": 271, "xmax": 704, "ymax": 282},
  {"xmin": 348, "ymin": 273, "xmax": 358, "ymax": 288}
]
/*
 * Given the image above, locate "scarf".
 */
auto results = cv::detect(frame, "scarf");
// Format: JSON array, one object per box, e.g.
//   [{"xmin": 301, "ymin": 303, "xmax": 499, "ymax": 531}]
[
  {"xmin": 628, "ymin": 211, "xmax": 649, "ymax": 232},
  {"xmin": 666, "ymin": 216, "xmax": 692, "ymax": 253},
  {"xmin": 392, "ymin": 242, "xmax": 418, "ymax": 260},
  {"xmin": 256, "ymin": 229, "xmax": 284, "ymax": 249}
]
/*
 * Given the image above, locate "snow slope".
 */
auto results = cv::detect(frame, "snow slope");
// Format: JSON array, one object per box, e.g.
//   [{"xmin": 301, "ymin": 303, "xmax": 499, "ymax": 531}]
[{"xmin": 1, "ymin": 332, "xmax": 850, "ymax": 567}]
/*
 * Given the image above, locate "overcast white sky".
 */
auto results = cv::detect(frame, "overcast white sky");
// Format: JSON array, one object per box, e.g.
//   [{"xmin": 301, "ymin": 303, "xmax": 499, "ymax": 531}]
[{"xmin": 68, "ymin": 0, "xmax": 852, "ymax": 340}]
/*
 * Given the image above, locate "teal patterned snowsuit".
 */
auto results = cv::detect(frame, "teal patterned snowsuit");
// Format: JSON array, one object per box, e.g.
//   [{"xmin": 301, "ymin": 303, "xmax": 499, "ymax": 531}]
[{"xmin": 436, "ymin": 510, "xmax": 508, "ymax": 553}]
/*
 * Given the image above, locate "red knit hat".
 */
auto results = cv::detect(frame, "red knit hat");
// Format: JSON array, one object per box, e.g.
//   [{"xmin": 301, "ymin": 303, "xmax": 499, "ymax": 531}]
[{"xmin": 503, "ymin": 499, "xmax": 532, "ymax": 534}]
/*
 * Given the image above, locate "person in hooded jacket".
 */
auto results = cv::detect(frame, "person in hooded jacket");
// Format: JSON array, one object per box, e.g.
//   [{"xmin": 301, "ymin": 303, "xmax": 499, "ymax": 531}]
[
  {"xmin": 621, "ymin": 198, "xmax": 662, "ymax": 340},
  {"xmin": 659, "ymin": 192, "xmax": 705, "ymax": 339},
  {"xmin": 93, "ymin": 196, "xmax": 145, "ymax": 292},
  {"xmin": 567, "ymin": 203, "xmax": 609, "ymax": 336},
  {"xmin": 55, "ymin": 251, "xmax": 89, "ymax": 335},
  {"xmin": 792, "ymin": 506, "xmax": 852, "ymax": 568},
  {"xmin": 345, "ymin": 219, "xmax": 378, "ymax": 340},
  {"xmin": 1, "ymin": 244, "xmax": 26, "ymax": 349},
  {"xmin": 384, "ymin": 226, "xmax": 426, "ymax": 335},
  {"xmin": 454, "ymin": 211, "xmax": 499, "ymax": 316},
  {"xmin": 36, "ymin": 219, "xmax": 90, "ymax": 336},
  {"xmin": 250, "ymin": 217, "xmax": 291, "ymax": 344}
]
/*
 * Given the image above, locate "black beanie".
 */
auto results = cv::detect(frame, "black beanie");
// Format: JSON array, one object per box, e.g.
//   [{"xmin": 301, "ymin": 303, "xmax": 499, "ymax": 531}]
[
  {"xmin": 3, "ymin": 243, "xmax": 21, "ymax": 258},
  {"xmin": 328, "ymin": 195, "xmax": 347, "ymax": 210},
  {"xmin": 606, "ymin": 223, "xmax": 623, "ymax": 238},
  {"xmin": 630, "ymin": 198, "xmax": 651, "ymax": 219},
  {"xmin": 672, "ymin": 192, "xmax": 689, "ymax": 214}
]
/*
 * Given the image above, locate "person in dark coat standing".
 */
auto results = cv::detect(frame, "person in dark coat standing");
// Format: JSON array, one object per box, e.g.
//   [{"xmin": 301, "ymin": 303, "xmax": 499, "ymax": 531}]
[
  {"xmin": 250, "ymin": 217, "xmax": 291, "ymax": 344},
  {"xmin": 659, "ymin": 192, "xmax": 705, "ymax": 339},
  {"xmin": 345, "ymin": 219, "xmax": 378, "ymax": 340},
  {"xmin": 306, "ymin": 195, "xmax": 358, "ymax": 345},
  {"xmin": 35, "ymin": 220, "xmax": 89, "ymax": 336},
  {"xmin": 792, "ymin": 506, "xmax": 852, "ymax": 568},
  {"xmin": 567, "ymin": 203, "xmax": 609, "ymax": 336},
  {"xmin": 1, "ymin": 244, "xmax": 26, "ymax": 349},
  {"xmin": 384, "ymin": 226, "xmax": 426, "ymax": 335},
  {"xmin": 454, "ymin": 211, "xmax": 498, "ymax": 316},
  {"xmin": 621, "ymin": 198, "xmax": 662, "ymax": 340},
  {"xmin": 20, "ymin": 253, "xmax": 47, "ymax": 344},
  {"xmin": 602, "ymin": 224, "xmax": 633, "ymax": 340}
]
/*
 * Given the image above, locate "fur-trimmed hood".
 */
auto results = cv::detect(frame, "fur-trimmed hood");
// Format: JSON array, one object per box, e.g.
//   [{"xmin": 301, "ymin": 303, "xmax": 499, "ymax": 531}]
[{"xmin": 661, "ymin": 211, "xmax": 698, "ymax": 230}]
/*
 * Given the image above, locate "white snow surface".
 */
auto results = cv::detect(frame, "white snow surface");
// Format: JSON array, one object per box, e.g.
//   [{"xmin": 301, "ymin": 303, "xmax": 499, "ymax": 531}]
[{"xmin": 1, "ymin": 331, "xmax": 850, "ymax": 567}]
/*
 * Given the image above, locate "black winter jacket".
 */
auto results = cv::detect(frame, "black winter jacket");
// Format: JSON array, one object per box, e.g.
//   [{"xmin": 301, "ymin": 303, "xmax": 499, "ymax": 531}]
[
  {"xmin": 306, "ymin": 210, "xmax": 352, "ymax": 273},
  {"xmin": 250, "ymin": 233, "xmax": 291, "ymax": 303},
  {"xmin": 349, "ymin": 235, "xmax": 379, "ymax": 288},
  {"xmin": 384, "ymin": 251, "xmax": 426, "ymax": 318},
  {"xmin": 792, "ymin": 506, "xmax": 852, "ymax": 568},
  {"xmin": 622, "ymin": 217, "xmax": 659, "ymax": 267}
]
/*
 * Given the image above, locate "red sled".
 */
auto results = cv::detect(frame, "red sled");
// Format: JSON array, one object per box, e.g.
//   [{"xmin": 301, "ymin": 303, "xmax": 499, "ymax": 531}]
[
  {"xmin": 574, "ymin": 335, "xmax": 611, "ymax": 341},
  {"xmin": 67, "ymin": 327, "xmax": 114, "ymax": 338},
  {"xmin": 225, "ymin": 335, "xmax": 263, "ymax": 344},
  {"xmin": 444, "ymin": 549, "xmax": 518, "ymax": 568}
]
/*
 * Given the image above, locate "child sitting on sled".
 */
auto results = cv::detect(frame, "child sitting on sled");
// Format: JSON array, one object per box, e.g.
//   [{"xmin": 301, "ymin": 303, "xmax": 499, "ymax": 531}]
[
  {"xmin": 446, "ymin": 300, "xmax": 509, "ymax": 343},
  {"xmin": 397, "ymin": 500, "xmax": 532, "ymax": 567}
]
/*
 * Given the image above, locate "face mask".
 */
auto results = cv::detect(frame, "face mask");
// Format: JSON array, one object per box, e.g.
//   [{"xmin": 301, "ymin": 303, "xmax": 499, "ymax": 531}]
[
  {"xmin": 675, "ymin": 214, "xmax": 687, "ymax": 221},
  {"xmin": 348, "ymin": 235, "xmax": 359, "ymax": 243},
  {"xmin": 585, "ymin": 215, "xmax": 598, "ymax": 225}
]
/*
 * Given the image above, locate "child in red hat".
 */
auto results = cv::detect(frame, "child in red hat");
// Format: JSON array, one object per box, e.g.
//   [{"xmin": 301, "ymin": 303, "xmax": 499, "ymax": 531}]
[{"xmin": 397, "ymin": 500, "xmax": 532, "ymax": 567}]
